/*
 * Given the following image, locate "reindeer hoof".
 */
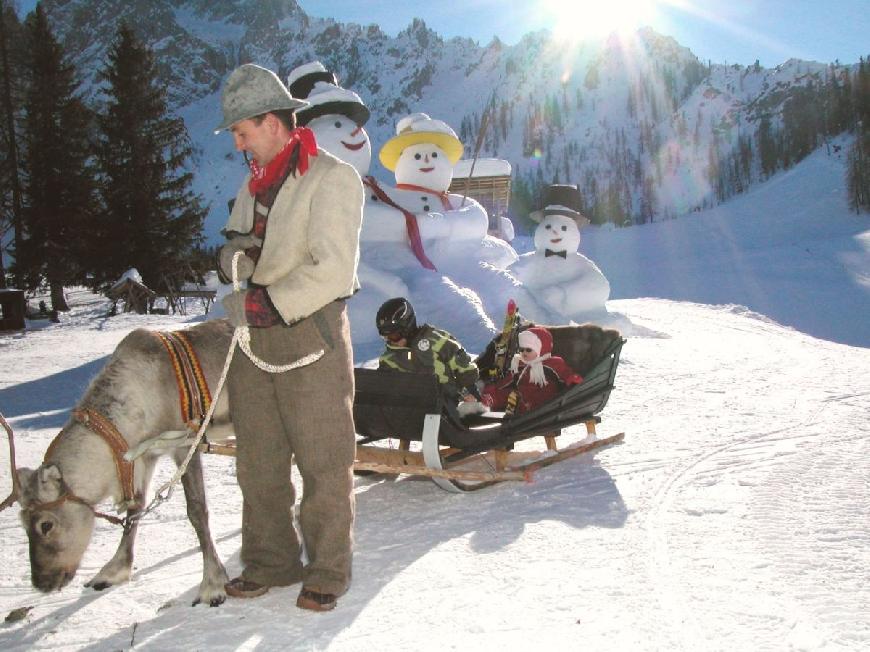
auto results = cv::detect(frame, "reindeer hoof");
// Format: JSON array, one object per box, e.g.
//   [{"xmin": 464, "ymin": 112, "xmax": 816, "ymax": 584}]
[
  {"xmin": 86, "ymin": 580, "xmax": 112, "ymax": 591},
  {"xmin": 192, "ymin": 593, "xmax": 226, "ymax": 607}
]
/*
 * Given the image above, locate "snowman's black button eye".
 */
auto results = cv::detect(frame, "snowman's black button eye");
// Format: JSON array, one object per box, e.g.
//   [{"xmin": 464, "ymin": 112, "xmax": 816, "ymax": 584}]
[
  {"xmin": 371, "ymin": 195, "xmax": 378, "ymax": 201},
  {"xmin": 545, "ymin": 224, "xmax": 551, "ymax": 230},
  {"xmin": 414, "ymin": 153, "xmax": 422, "ymax": 160},
  {"xmin": 561, "ymin": 225, "xmax": 567, "ymax": 231},
  {"xmin": 334, "ymin": 120, "xmax": 342, "ymax": 128},
  {"xmin": 423, "ymin": 205, "xmax": 430, "ymax": 211},
  {"xmin": 432, "ymin": 152, "xmax": 438, "ymax": 158}
]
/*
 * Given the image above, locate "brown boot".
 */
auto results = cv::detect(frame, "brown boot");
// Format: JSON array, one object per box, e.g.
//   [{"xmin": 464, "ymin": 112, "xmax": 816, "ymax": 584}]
[
  {"xmin": 296, "ymin": 587, "xmax": 337, "ymax": 611},
  {"xmin": 225, "ymin": 577, "xmax": 269, "ymax": 598}
]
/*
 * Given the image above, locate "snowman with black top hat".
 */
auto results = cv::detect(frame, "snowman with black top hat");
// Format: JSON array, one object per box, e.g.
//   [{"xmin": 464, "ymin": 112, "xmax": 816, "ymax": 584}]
[{"xmin": 509, "ymin": 184, "xmax": 611, "ymax": 323}]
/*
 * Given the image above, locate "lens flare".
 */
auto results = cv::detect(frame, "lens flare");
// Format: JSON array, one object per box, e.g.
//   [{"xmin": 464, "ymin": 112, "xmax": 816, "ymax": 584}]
[{"xmin": 540, "ymin": 0, "xmax": 658, "ymax": 41}]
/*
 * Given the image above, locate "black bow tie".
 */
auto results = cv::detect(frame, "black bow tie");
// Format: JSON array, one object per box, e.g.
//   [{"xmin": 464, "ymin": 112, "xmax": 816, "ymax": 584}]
[{"xmin": 544, "ymin": 249, "xmax": 567, "ymax": 258}]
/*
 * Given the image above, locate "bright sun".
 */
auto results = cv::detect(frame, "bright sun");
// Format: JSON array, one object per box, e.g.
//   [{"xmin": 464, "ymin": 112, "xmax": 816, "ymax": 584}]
[{"xmin": 540, "ymin": 0, "xmax": 659, "ymax": 41}]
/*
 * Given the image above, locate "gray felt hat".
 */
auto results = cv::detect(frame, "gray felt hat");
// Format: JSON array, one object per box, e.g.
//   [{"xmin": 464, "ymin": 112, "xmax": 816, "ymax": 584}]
[{"xmin": 214, "ymin": 64, "xmax": 308, "ymax": 133}]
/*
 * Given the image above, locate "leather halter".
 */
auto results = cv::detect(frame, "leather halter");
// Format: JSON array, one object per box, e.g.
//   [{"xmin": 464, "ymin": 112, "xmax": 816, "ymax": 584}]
[{"xmin": 33, "ymin": 408, "xmax": 140, "ymax": 528}]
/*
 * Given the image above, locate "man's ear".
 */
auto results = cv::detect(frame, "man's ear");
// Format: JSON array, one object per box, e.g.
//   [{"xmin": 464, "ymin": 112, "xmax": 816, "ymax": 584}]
[{"xmin": 266, "ymin": 113, "xmax": 281, "ymax": 133}]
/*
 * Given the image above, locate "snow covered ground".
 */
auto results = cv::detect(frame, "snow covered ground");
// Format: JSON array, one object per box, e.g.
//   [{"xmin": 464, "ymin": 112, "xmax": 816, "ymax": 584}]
[
  {"xmin": 0, "ymin": 146, "xmax": 868, "ymax": 650},
  {"xmin": 0, "ymin": 293, "xmax": 867, "ymax": 651}
]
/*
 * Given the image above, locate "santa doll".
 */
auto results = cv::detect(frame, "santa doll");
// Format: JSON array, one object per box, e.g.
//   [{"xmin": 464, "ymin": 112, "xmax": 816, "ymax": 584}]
[{"xmin": 481, "ymin": 326, "xmax": 583, "ymax": 415}]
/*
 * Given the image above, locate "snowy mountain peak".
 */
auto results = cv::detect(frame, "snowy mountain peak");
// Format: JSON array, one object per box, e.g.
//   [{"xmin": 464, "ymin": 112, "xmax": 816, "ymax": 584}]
[{"xmin": 32, "ymin": 0, "xmax": 862, "ymax": 240}]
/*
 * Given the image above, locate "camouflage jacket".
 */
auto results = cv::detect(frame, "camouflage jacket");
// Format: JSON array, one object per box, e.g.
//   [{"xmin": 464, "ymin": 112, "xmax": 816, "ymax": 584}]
[{"xmin": 378, "ymin": 324, "xmax": 479, "ymax": 400}]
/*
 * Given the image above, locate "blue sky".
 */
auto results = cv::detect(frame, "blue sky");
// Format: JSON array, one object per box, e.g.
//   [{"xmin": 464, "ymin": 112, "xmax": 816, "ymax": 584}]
[
  {"xmin": 299, "ymin": 0, "xmax": 869, "ymax": 67},
  {"xmin": 15, "ymin": 0, "xmax": 869, "ymax": 68}
]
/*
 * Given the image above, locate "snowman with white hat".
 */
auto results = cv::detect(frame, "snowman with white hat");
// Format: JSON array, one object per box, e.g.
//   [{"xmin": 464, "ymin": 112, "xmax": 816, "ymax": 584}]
[
  {"xmin": 284, "ymin": 69, "xmax": 448, "ymax": 269},
  {"xmin": 285, "ymin": 61, "xmax": 418, "ymax": 348},
  {"xmin": 287, "ymin": 61, "xmax": 373, "ymax": 177},
  {"xmin": 509, "ymin": 184, "xmax": 611, "ymax": 323}
]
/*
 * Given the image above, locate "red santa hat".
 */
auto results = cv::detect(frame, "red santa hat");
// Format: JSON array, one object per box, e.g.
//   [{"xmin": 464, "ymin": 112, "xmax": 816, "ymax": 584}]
[
  {"xmin": 518, "ymin": 327, "xmax": 552, "ymax": 357},
  {"xmin": 511, "ymin": 327, "xmax": 553, "ymax": 386}
]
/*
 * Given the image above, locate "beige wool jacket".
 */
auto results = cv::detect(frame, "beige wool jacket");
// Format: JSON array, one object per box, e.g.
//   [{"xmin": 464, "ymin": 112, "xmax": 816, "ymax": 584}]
[{"xmin": 225, "ymin": 148, "xmax": 363, "ymax": 324}]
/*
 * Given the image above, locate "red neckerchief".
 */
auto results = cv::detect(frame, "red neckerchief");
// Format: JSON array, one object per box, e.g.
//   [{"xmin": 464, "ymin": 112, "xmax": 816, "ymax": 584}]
[
  {"xmin": 248, "ymin": 127, "xmax": 318, "ymax": 196},
  {"xmin": 394, "ymin": 183, "xmax": 453, "ymax": 210},
  {"xmin": 364, "ymin": 176, "xmax": 437, "ymax": 271}
]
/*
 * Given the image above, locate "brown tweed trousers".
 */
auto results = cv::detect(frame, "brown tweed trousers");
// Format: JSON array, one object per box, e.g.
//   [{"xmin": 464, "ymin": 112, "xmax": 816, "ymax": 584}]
[{"xmin": 227, "ymin": 299, "xmax": 356, "ymax": 596}]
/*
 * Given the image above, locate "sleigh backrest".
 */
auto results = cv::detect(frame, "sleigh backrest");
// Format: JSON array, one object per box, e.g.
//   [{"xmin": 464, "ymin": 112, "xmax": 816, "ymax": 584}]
[
  {"xmin": 477, "ymin": 322, "xmax": 622, "ymax": 381},
  {"xmin": 547, "ymin": 324, "xmax": 623, "ymax": 377},
  {"xmin": 353, "ymin": 368, "xmax": 444, "ymax": 442}
]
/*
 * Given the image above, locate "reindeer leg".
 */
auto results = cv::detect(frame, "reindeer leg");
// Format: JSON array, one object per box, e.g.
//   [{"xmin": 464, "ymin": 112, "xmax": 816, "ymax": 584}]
[
  {"xmin": 86, "ymin": 456, "xmax": 159, "ymax": 591},
  {"xmin": 85, "ymin": 505, "xmax": 139, "ymax": 591},
  {"xmin": 179, "ymin": 451, "xmax": 228, "ymax": 606}
]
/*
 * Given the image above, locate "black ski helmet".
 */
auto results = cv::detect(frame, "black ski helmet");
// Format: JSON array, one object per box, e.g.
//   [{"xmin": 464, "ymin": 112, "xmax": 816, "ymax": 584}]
[{"xmin": 376, "ymin": 297, "xmax": 417, "ymax": 338}]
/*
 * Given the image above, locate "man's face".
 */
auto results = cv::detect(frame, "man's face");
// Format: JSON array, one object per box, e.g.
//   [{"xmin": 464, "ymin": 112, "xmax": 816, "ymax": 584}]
[{"xmin": 230, "ymin": 115, "xmax": 282, "ymax": 165}]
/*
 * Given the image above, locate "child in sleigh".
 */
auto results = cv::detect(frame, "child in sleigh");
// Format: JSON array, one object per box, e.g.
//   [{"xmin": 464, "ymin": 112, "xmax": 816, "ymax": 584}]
[{"xmin": 480, "ymin": 326, "xmax": 583, "ymax": 415}]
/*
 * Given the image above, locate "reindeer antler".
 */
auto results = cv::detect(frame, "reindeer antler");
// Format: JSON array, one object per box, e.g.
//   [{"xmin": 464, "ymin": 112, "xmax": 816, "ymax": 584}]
[{"xmin": 0, "ymin": 411, "xmax": 20, "ymax": 511}]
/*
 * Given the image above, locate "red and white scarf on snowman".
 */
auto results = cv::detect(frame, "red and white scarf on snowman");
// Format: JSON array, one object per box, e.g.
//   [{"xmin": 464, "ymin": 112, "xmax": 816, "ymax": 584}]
[
  {"xmin": 394, "ymin": 183, "xmax": 454, "ymax": 210},
  {"xmin": 364, "ymin": 176, "xmax": 438, "ymax": 271}
]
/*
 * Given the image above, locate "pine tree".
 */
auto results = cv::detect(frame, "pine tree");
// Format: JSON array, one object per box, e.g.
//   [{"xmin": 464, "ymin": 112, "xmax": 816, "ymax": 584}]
[
  {"xmin": 0, "ymin": 0, "xmax": 25, "ymax": 288},
  {"xmin": 757, "ymin": 115, "xmax": 778, "ymax": 178},
  {"xmin": 93, "ymin": 23, "xmax": 205, "ymax": 290},
  {"xmin": 855, "ymin": 57, "xmax": 870, "ymax": 127},
  {"xmin": 845, "ymin": 57, "xmax": 870, "ymax": 212},
  {"xmin": 17, "ymin": 4, "xmax": 96, "ymax": 311},
  {"xmin": 846, "ymin": 132, "xmax": 869, "ymax": 212}
]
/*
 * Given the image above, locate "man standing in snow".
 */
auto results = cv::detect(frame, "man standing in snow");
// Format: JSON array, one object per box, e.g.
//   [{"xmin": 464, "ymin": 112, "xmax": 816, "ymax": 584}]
[{"xmin": 215, "ymin": 64, "xmax": 363, "ymax": 612}]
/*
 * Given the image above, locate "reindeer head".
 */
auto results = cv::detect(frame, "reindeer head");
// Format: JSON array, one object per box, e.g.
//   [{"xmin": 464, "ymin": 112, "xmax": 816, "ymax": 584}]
[{"xmin": 17, "ymin": 464, "xmax": 95, "ymax": 592}]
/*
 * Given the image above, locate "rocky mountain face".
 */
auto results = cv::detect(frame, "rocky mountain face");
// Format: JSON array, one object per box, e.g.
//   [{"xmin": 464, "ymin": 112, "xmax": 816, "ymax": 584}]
[{"xmin": 39, "ymin": 0, "xmax": 849, "ymax": 236}]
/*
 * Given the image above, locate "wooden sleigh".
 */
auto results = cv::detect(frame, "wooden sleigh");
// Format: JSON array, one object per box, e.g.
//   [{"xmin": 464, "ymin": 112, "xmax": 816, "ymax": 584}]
[
  {"xmin": 201, "ymin": 324, "xmax": 625, "ymax": 492},
  {"xmin": 350, "ymin": 324, "xmax": 626, "ymax": 492}
]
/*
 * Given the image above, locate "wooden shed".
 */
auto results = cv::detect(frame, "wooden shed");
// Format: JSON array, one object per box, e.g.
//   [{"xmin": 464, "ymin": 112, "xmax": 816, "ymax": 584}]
[
  {"xmin": 0, "ymin": 289, "xmax": 26, "ymax": 331},
  {"xmin": 449, "ymin": 158, "xmax": 512, "ymax": 229},
  {"xmin": 107, "ymin": 277, "xmax": 157, "ymax": 315}
]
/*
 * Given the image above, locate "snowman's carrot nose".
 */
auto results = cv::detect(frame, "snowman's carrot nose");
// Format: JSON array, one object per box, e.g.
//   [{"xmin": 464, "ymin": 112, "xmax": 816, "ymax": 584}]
[{"xmin": 351, "ymin": 125, "xmax": 362, "ymax": 137}]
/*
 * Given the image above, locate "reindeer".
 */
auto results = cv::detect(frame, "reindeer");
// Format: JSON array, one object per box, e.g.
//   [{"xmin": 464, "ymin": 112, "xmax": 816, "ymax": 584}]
[{"xmin": 15, "ymin": 319, "xmax": 236, "ymax": 606}]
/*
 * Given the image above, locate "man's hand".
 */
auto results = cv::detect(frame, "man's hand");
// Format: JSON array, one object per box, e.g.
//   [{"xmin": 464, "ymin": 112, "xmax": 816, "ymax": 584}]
[
  {"xmin": 219, "ymin": 246, "xmax": 255, "ymax": 282},
  {"xmin": 222, "ymin": 292, "xmax": 248, "ymax": 327},
  {"xmin": 226, "ymin": 233, "xmax": 262, "ymax": 251}
]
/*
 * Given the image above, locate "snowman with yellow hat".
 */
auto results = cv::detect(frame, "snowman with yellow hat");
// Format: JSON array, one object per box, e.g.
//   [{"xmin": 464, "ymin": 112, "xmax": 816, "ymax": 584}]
[{"xmin": 364, "ymin": 113, "xmax": 517, "ymax": 272}]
